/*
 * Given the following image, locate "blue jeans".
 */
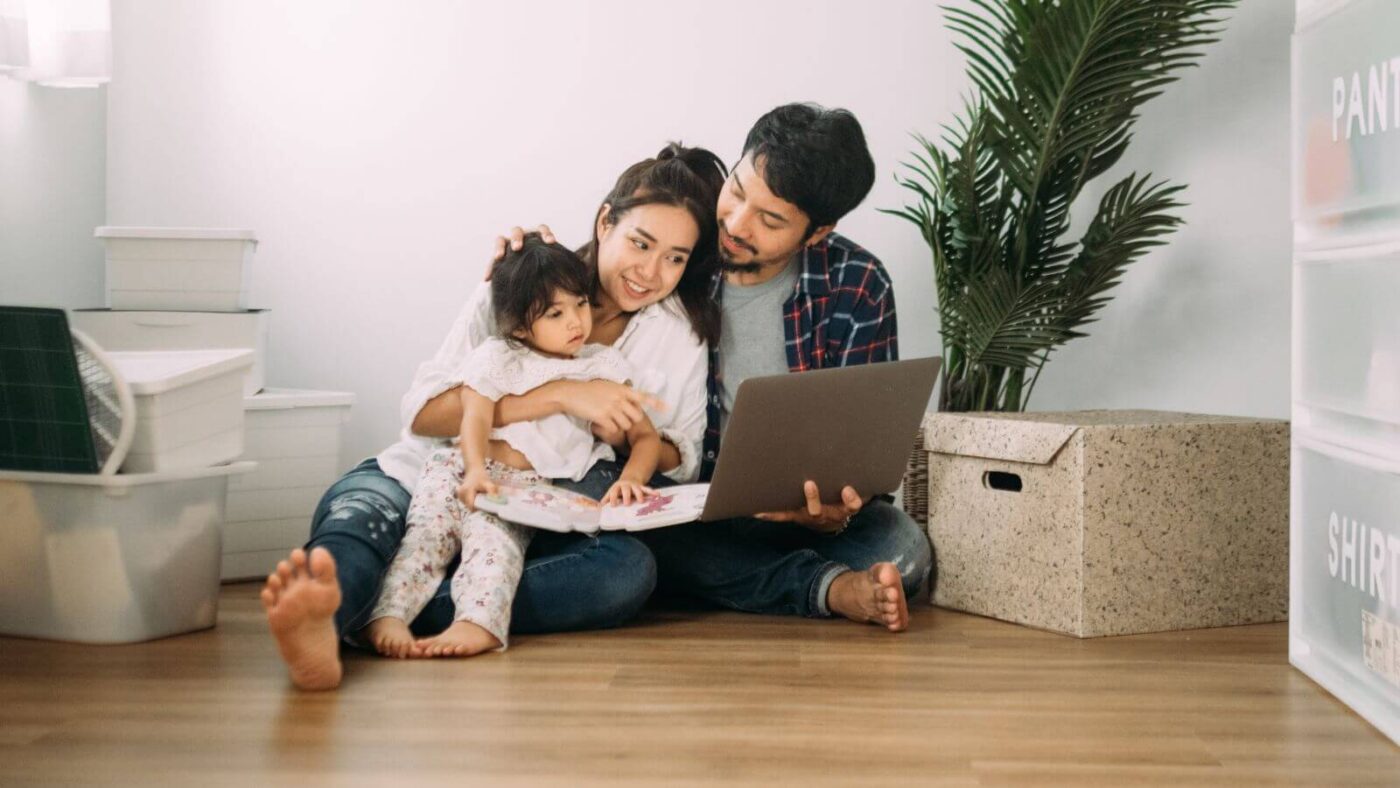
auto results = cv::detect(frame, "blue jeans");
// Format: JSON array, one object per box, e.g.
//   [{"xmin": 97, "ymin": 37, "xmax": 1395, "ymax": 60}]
[
  {"xmin": 565, "ymin": 460, "xmax": 935, "ymax": 618},
  {"xmin": 304, "ymin": 459, "xmax": 656, "ymax": 644}
]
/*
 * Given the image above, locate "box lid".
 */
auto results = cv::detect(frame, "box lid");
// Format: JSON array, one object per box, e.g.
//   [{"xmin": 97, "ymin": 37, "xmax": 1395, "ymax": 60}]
[
  {"xmin": 0, "ymin": 460, "xmax": 255, "ymax": 486},
  {"xmin": 245, "ymin": 387, "xmax": 356, "ymax": 410},
  {"xmin": 71, "ymin": 308, "xmax": 269, "ymax": 316},
  {"xmin": 923, "ymin": 413, "xmax": 1079, "ymax": 465},
  {"xmin": 921, "ymin": 410, "xmax": 1281, "ymax": 465},
  {"xmin": 94, "ymin": 227, "xmax": 258, "ymax": 242},
  {"xmin": 106, "ymin": 349, "xmax": 255, "ymax": 396}
]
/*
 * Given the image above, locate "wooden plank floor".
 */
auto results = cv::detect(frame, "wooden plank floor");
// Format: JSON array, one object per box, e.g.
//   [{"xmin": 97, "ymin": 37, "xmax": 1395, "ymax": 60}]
[{"xmin": 1, "ymin": 584, "xmax": 1396, "ymax": 787}]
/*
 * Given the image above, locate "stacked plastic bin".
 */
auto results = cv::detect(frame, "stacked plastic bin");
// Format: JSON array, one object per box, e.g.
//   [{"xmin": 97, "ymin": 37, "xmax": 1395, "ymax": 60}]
[
  {"xmin": 1290, "ymin": 0, "xmax": 1400, "ymax": 744},
  {"xmin": 72, "ymin": 228, "xmax": 354, "ymax": 583}
]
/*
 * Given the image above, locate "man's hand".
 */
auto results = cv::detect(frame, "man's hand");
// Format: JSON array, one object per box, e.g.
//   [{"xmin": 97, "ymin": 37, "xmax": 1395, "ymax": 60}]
[
  {"xmin": 489, "ymin": 224, "xmax": 557, "ymax": 274},
  {"xmin": 563, "ymin": 379, "xmax": 667, "ymax": 436},
  {"xmin": 754, "ymin": 481, "xmax": 863, "ymax": 534}
]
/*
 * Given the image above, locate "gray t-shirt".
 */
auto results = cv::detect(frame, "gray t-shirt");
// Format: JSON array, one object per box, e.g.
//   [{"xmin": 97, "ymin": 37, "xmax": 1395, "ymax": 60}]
[{"xmin": 717, "ymin": 260, "xmax": 800, "ymax": 437}]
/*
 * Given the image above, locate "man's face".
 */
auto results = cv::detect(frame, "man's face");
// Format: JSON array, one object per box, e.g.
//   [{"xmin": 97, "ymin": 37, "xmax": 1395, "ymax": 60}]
[{"xmin": 715, "ymin": 154, "xmax": 830, "ymax": 274}]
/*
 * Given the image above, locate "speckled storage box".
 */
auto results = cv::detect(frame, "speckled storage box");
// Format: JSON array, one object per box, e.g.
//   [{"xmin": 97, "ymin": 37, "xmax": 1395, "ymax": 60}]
[{"xmin": 917, "ymin": 410, "xmax": 1290, "ymax": 637}]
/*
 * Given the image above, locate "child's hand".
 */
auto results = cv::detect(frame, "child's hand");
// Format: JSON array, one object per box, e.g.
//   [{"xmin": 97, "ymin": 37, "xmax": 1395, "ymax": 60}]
[
  {"xmin": 456, "ymin": 466, "xmax": 499, "ymax": 510},
  {"xmin": 603, "ymin": 479, "xmax": 655, "ymax": 507},
  {"xmin": 590, "ymin": 421, "xmax": 628, "ymax": 448}
]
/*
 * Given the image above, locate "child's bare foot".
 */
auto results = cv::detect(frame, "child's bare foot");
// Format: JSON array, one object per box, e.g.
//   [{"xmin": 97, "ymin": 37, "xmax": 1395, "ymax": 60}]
[
  {"xmin": 261, "ymin": 547, "xmax": 343, "ymax": 690},
  {"xmin": 365, "ymin": 617, "xmax": 420, "ymax": 659},
  {"xmin": 415, "ymin": 620, "xmax": 502, "ymax": 657},
  {"xmin": 826, "ymin": 563, "xmax": 909, "ymax": 632}
]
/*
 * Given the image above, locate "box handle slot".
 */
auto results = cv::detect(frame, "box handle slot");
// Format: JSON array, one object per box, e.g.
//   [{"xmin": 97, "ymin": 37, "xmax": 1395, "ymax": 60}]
[{"xmin": 983, "ymin": 470, "xmax": 1023, "ymax": 493}]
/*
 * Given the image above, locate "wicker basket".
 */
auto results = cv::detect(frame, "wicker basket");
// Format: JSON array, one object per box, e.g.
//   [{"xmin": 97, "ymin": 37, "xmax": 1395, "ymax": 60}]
[{"xmin": 902, "ymin": 428, "xmax": 929, "ymax": 527}]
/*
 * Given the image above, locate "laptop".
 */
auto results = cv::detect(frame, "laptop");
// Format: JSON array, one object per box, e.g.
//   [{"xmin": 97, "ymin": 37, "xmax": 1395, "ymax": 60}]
[{"xmin": 699, "ymin": 356, "xmax": 941, "ymax": 521}]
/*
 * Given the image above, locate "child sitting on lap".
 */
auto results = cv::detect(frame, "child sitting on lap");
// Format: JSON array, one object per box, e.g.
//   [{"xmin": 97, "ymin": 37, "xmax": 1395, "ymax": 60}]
[{"xmin": 364, "ymin": 234, "xmax": 661, "ymax": 658}]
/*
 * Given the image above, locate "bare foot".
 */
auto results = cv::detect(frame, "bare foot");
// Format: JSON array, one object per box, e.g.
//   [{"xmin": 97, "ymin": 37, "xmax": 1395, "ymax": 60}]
[
  {"xmin": 261, "ymin": 547, "xmax": 343, "ymax": 690},
  {"xmin": 365, "ymin": 617, "xmax": 420, "ymax": 659},
  {"xmin": 415, "ymin": 620, "xmax": 502, "ymax": 658},
  {"xmin": 826, "ymin": 563, "xmax": 909, "ymax": 632}
]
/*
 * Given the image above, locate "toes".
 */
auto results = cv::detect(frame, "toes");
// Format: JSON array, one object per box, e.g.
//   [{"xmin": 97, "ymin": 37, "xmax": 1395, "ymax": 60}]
[
  {"xmin": 276, "ymin": 560, "xmax": 294, "ymax": 584},
  {"xmin": 260, "ymin": 587, "xmax": 277, "ymax": 610},
  {"xmin": 308, "ymin": 547, "xmax": 337, "ymax": 582},
  {"xmin": 290, "ymin": 548, "xmax": 308, "ymax": 572},
  {"xmin": 264, "ymin": 572, "xmax": 284, "ymax": 595}
]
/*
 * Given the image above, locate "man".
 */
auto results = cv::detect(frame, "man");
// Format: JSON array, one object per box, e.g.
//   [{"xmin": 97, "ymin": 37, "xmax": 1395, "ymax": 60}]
[{"xmin": 635, "ymin": 103, "xmax": 931, "ymax": 631}]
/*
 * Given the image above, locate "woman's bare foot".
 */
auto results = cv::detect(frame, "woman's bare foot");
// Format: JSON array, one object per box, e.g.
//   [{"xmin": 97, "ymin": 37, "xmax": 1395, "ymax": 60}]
[
  {"xmin": 365, "ymin": 617, "xmax": 420, "ymax": 659},
  {"xmin": 826, "ymin": 563, "xmax": 909, "ymax": 632},
  {"xmin": 415, "ymin": 620, "xmax": 502, "ymax": 658},
  {"xmin": 261, "ymin": 547, "xmax": 344, "ymax": 690}
]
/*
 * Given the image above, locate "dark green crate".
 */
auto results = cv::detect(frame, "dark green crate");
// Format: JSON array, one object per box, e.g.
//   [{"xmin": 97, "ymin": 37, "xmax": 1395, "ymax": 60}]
[{"xmin": 0, "ymin": 307, "xmax": 100, "ymax": 473}]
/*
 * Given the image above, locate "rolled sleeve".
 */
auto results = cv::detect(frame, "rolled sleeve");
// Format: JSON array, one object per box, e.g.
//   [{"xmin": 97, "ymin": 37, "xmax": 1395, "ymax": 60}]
[
  {"xmin": 399, "ymin": 282, "xmax": 497, "ymax": 434},
  {"xmin": 653, "ymin": 331, "xmax": 708, "ymax": 484}
]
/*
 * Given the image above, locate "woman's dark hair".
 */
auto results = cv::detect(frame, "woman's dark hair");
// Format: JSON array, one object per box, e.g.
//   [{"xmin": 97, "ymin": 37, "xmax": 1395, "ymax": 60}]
[
  {"xmin": 492, "ymin": 233, "xmax": 595, "ymax": 347},
  {"xmin": 741, "ymin": 103, "xmax": 875, "ymax": 236},
  {"xmin": 576, "ymin": 143, "xmax": 725, "ymax": 346}
]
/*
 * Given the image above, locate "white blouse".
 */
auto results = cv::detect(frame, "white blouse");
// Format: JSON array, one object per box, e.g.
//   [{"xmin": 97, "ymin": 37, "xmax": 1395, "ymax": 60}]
[
  {"xmin": 461, "ymin": 338, "xmax": 631, "ymax": 481},
  {"xmin": 376, "ymin": 281, "xmax": 709, "ymax": 494}
]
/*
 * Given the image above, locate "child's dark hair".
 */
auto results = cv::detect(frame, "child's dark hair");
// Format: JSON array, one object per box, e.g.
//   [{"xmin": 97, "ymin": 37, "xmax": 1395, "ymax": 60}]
[
  {"xmin": 741, "ymin": 103, "xmax": 875, "ymax": 237},
  {"xmin": 492, "ymin": 233, "xmax": 594, "ymax": 346},
  {"xmin": 577, "ymin": 142, "xmax": 725, "ymax": 346}
]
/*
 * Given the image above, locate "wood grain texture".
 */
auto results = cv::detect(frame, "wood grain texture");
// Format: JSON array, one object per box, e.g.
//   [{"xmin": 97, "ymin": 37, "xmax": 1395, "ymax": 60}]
[{"xmin": 0, "ymin": 584, "xmax": 1395, "ymax": 786}]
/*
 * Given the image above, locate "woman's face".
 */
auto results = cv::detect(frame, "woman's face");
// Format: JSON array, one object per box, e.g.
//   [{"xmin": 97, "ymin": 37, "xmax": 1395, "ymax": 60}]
[{"xmin": 594, "ymin": 202, "xmax": 700, "ymax": 313}]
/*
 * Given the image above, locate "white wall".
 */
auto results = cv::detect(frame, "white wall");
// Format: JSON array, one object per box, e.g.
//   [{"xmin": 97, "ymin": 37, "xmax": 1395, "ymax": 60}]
[
  {"xmin": 103, "ymin": 0, "xmax": 1293, "ymax": 469},
  {"xmin": 0, "ymin": 79, "xmax": 106, "ymax": 309},
  {"xmin": 1031, "ymin": 0, "xmax": 1294, "ymax": 418}
]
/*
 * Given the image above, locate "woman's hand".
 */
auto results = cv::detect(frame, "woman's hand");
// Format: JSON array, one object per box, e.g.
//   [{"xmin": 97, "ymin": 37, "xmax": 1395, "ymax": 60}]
[
  {"xmin": 602, "ymin": 479, "xmax": 655, "ymax": 507},
  {"xmin": 456, "ymin": 466, "xmax": 499, "ymax": 511},
  {"xmin": 563, "ymin": 379, "xmax": 666, "ymax": 436},
  {"xmin": 489, "ymin": 225, "xmax": 557, "ymax": 274}
]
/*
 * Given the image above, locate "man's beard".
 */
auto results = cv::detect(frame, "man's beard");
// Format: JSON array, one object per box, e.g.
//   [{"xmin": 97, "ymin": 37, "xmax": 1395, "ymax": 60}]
[{"xmin": 721, "ymin": 260, "xmax": 763, "ymax": 275}]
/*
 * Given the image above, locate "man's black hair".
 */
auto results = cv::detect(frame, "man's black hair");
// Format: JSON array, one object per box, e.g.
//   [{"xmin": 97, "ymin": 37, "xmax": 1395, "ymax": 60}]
[{"xmin": 741, "ymin": 103, "xmax": 876, "ymax": 235}]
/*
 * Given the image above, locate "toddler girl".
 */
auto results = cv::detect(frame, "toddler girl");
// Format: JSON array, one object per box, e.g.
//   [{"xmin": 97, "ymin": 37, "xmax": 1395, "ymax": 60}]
[{"xmin": 364, "ymin": 234, "xmax": 661, "ymax": 658}]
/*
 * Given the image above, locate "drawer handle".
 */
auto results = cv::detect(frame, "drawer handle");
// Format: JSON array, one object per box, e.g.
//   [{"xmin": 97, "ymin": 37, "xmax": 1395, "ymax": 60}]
[{"xmin": 984, "ymin": 471, "xmax": 1023, "ymax": 493}]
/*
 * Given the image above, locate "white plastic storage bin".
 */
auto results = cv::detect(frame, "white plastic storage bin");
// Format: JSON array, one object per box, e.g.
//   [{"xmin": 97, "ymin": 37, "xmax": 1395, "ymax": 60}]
[
  {"xmin": 1290, "ymin": 431, "xmax": 1400, "ymax": 744},
  {"xmin": 96, "ymin": 227, "xmax": 258, "ymax": 312},
  {"xmin": 0, "ymin": 462, "xmax": 255, "ymax": 643},
  {"xmin": 1292, "ymin": 0, "xmax": 1400, "ymax": 234},
  {"xmin": 222, "ymin": 388, "xmax": 354, "ymax": 581},
  {"xmin": 1294, "ymin": 237, "xmax": 1400, "ymax": 429},
  {"xmin": 106, "ymin": 349, "xmax": 254, "ymax": 473},
  {"xmin": 69, "ymin": 308, "xmax": 270, "ymax": 396}
]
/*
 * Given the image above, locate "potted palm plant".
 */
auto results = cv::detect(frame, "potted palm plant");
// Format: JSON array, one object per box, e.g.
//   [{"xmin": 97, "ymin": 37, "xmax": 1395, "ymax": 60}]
[{"xmin": 886, "ymin": 0, "xmax": 1238, "ymax": 413}]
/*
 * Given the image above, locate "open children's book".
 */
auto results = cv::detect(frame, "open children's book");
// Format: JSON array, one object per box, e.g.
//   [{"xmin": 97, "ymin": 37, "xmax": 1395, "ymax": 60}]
[{"xmin": 475, "ymin": 482, "xmax": 710, "ymax": 533}]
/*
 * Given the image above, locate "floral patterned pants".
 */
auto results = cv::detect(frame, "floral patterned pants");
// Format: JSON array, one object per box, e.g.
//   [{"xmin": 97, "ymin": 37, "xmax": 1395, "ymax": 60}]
[{"xmin": 368, "ymin": 449, "xmax": 537, "ymax": 648}]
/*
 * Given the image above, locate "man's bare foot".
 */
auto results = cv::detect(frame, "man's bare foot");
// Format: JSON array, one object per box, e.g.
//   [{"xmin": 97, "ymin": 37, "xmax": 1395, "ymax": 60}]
[
  {"xmin": 826, "ymin": 563, "xmax": 909, "ymax": 632},
  {"xmin": 261, "ymin": 547, "xmax": 343, "ymax": 690},
  {"xmin": 365, "ymin": 617, "xmax": 420, "ymax": 659},
  {"xmin": 415, "ymin": 620, "xmax": 502, "ymax": 658}
]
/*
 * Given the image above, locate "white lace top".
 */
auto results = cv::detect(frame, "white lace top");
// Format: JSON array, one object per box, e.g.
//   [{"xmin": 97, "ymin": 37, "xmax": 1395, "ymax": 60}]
[{"xmin": 460, "ymin": 338, "xmax": 632, "ymax": 481}]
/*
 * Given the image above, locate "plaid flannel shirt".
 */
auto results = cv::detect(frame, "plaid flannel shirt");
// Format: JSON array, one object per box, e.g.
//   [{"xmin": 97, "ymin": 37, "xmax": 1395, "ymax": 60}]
[{"xmin": 699, "ymin": 231, "xmax": 898, "ymax": 482}]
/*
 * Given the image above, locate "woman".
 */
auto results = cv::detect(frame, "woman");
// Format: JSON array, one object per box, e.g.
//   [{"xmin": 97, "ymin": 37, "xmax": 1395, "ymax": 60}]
[{"xmin": 261, "ymin": 144, "xmax": 725, "ymax": 689}]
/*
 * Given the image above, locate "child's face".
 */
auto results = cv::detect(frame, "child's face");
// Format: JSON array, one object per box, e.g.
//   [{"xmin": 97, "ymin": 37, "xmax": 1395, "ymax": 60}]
[{"xmin": 517, "ymin": 288, "xmax": 592, "ymax": 357}]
